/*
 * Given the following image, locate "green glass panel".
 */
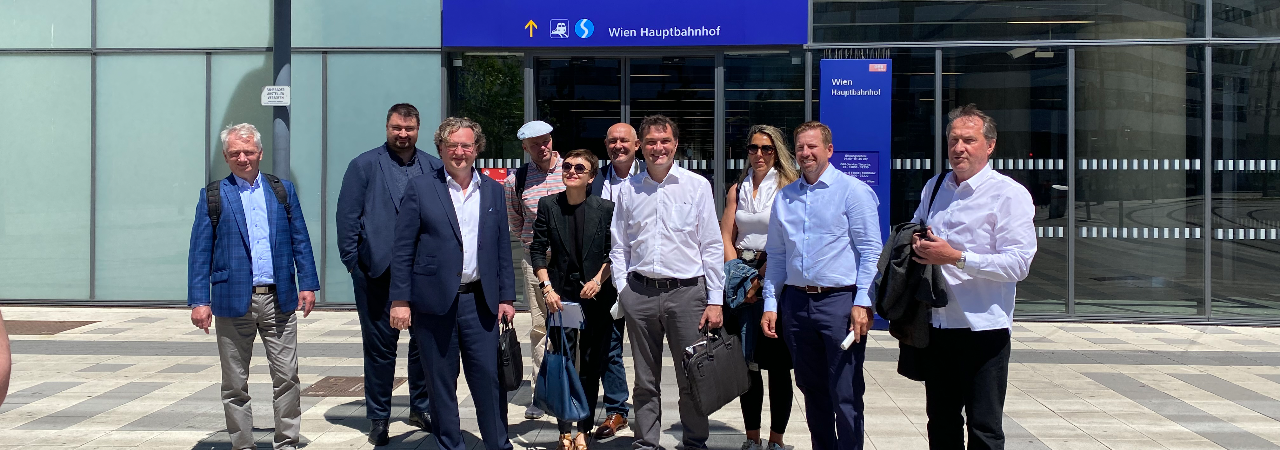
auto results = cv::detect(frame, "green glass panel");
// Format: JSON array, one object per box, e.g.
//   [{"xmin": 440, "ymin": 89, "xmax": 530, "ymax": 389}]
[
  {"xmin": 209, "ymin": 53, "xmax": 275, "ymax": 182},
  {"xmin": 292, "ymin": 0, "xmax": 441, "ymax": 48},
  {"xmin": 95, "ymin": 54, "xmax": 206, "ymax": 301},
  {"xmin": 290, "ymin": 53, "xmax": 325, "ymax": 300},
  {"xmin": 97, "ymin": 0, "xmax": 271, "ymax": 48},
  {"xmin": 0, "ymin": 55, "xmax": 91, "ymax": 299},
  {"xmin": 0, "ymin": 0, "xmax": 91, "ymax": 49}
]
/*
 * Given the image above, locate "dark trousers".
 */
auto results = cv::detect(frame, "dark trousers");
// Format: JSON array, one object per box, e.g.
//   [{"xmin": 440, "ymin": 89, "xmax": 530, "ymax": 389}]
[
  {"xmin": 550, "ymin": 306, "xmax": 614, "ymax": 434},
  {"xmin": 352, "ymin": 269, "xmax": 429, "ymax": 419},
  {"xmin": 925, "ymin": 327, "xmax": 1011, "ymax": 450},
  {"xmin": 413, "ymin": 289, "xmax": 512, "ymax": 450},
  {"xmin": 601, "ymin": 317, "xmax": 630, "ymax": 417},
  {"xmin": 779, "ymin": 286, "xmax": 866, "ymax": 450},
  {"xmin": 740, "ymin": 368, "xmax": 793, "ymax": 434}
]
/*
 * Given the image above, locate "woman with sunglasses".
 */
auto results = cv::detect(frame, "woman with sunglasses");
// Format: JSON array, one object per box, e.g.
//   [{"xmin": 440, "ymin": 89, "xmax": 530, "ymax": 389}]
[
  {"xmin": 530, "ymin": 149, "xmax": 616, "ymax": 450},
  {"xmin": 719, "ymin": 125, "xmax": 800, "ymax": 450}
]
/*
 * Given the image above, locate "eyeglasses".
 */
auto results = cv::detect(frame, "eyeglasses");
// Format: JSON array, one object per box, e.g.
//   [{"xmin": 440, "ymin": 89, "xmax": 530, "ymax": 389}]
[
  {"xmin": 746, "ymin": 144, "xmax": 776, "ymax": 155},
  {"xmin": 561, "ymin": 162, "xmax": 589, "ymax": 174},
  {"xmin": 444, "ymin": 142, "xmax": 476, "ymax": 152}
]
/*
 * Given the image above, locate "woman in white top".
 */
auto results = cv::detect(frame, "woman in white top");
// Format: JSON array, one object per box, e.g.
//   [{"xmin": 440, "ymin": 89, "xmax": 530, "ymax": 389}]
[{"xmin": 719, "ymin": 124, "xmax": 799, "ymax": 450}]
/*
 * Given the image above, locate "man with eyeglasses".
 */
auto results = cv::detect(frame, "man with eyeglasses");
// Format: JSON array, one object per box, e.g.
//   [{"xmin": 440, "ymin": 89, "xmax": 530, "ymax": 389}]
[
  {"xmin": 610, "ymin": 115, "xmax": 725, "ymax": 450},
  {"xmin": 187, "ymin": 123, "xmax": 319, "ymax": 450},
  {"xmin": 336, "ymin": 103, "xmax": 439, "ymax": 445},
  {"xmin": 389, "ymin": 117, "xmax": 517, "ymax": 450},
  {"xmin": 503, "ymin": 120, "xmax": 567, "ymax": 419}
]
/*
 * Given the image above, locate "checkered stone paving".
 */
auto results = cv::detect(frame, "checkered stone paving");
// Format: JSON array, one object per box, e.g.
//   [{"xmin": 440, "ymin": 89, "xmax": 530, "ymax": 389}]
[{"xmin": 1, "ymin": 306, "xmax": 1279, "ymax": 449}]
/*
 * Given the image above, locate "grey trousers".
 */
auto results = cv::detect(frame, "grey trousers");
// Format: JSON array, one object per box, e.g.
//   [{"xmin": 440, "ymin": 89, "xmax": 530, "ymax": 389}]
[
  {"xmin": 215, "ymin": 292, "xmax": 302, "ymax": 450},
  {"xmin": 618, "ymin": 276, "xmax": 710, "ymax": 450}
]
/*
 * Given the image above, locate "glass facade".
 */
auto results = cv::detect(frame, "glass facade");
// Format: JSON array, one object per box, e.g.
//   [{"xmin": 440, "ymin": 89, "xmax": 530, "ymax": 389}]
[{"xmin": 5, "ymin": 1, "xmax": 1280, "ymax": 322}]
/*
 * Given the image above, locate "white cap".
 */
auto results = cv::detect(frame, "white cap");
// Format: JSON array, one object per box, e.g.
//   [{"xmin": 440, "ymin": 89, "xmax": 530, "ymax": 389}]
[{"xmin": 517, "ymin": 121, "xmax": 553, "ymax": 140}]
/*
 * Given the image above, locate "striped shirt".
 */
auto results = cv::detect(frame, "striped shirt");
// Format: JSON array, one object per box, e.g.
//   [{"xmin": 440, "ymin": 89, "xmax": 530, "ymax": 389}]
[{"xmin": 504, "ymin": 152, "xmax": 566, "ymax": 256}]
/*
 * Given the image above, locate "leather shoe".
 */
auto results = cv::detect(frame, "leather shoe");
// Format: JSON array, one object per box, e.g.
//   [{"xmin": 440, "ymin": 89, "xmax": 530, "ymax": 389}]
[
  {"xmin": 407, "ymin": 410, "xmax": 432, "ymax": 431},
  {"xmin": 593, "ymin": 413, "xmax": 628, "ymax": 439},
  {"xmin": 368, "ymin": 419, "xmax": 390, "ymax": 446}
]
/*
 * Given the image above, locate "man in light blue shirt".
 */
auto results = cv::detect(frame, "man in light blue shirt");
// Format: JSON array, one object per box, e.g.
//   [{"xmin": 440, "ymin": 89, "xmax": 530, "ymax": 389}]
[
  {"xmin": 236, "ymin": 174, "xmax": 275, "ymax": 287},
  {"xmin": 760, "ymin": 121, "xmax": 881, "ymax": 450}
]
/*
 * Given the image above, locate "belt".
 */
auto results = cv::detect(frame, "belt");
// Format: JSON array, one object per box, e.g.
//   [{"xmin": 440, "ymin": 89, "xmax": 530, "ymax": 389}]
[
  {"xmin": 630, "ymin": 273, "xmax": 700, "ymax": 291},
  {"xmin": 787, "ymin": 284, "xmax": 855, "ymax": 295},
  {"xmin": 252, "ymin": 285, "xmax": 276, "ymax": 294},
  {"xmin": 458, "ymin": 281, "xmax": 482, "ymax": 294}
]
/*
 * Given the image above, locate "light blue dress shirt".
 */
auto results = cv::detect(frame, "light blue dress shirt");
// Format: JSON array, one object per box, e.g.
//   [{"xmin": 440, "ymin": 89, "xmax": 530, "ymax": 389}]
[
  {"xmin": 762, "ymin": 164, "xmax": 881, "ymax": 312},
  {"xmin": 235, "ymin": 173, "xmax": 275, "ymax": 286}
]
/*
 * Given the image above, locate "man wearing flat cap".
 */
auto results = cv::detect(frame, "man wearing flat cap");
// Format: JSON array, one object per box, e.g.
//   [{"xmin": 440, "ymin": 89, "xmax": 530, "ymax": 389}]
[{"xmin": 503, "ymin": 120, "xmax": 566, "ymax": 419}]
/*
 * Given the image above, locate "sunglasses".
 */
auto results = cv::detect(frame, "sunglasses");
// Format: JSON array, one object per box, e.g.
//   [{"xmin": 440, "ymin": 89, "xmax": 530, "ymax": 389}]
[
  {"xmin": 746, "ymin": 144, "xmax": 776, "ymax": 155},
  {"xmin": 561, "ymin": 162, "xmax": 590, "ymax": 174}
]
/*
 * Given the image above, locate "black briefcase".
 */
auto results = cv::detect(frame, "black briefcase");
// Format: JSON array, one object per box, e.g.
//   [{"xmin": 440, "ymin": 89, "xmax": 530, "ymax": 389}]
[
  {"xmin": 682, "ymin": 328, "xmax": 751, "ymax": 415},
  {"xmin": 498, "ymin": 317, "xmax": 523, "ymax": 392}
]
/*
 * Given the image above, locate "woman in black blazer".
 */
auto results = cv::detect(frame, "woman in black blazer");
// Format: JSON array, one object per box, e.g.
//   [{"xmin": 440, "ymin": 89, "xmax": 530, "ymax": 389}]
[{"xmin": 530, "ymin": 149, "xmax": 616, "ymax": 450}]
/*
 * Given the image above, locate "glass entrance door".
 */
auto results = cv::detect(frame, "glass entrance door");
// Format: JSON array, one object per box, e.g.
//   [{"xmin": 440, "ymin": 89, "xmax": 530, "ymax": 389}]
[
  {"xmin": 630, "ymin": 57, "xmax": 717, "ymax": 181},
  {"xmin": 535, "ymin": 57, "xmax": 623, "ymax": 162}
]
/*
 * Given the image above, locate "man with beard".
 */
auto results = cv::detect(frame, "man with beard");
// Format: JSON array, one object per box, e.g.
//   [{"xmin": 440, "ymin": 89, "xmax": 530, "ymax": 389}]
[{"xmin": 336, "ymin": 103, "xmax": 439, "ymax": 445}]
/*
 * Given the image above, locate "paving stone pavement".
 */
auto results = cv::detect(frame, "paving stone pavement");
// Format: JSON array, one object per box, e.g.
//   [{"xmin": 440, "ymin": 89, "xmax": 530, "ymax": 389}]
[{"xmin": 1, "ymin": 306, "xmax": 1280, "ymax": 449}]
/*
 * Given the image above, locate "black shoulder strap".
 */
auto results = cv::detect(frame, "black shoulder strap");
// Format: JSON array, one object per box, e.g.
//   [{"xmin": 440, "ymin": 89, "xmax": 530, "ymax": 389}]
[
  {"xmin": 512, "ymin": 161, "xmax": 527, "ymax": 196},
  {"xmin": 514, "ymin": 163, "xmax": 530, "ymax": 215},
  {"xmin": 262, "ymin": 173, "xmax": 293, "ymax": 222},
  {"xmin": 921, "ymin": 170, "xmax": 951, "ymax": 225},
  {"xmin": 206, "ymin": 180, "xmax": 223, "ymax": 242}
]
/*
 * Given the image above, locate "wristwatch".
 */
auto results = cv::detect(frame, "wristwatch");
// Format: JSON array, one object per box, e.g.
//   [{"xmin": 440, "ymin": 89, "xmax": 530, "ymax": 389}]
[
  {"xmin": 539, "ymin": 280, "xmax": 553, "ymax": 290},
  {"xmin": 954, "ymin": 253, "xmax": 967, "ymax": 270}
]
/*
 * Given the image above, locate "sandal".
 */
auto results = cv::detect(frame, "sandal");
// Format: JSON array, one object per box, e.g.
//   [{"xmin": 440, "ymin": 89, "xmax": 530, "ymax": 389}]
[{"xmin": 558, "ymin": 433, "xmax": 575, "ymax": 450}]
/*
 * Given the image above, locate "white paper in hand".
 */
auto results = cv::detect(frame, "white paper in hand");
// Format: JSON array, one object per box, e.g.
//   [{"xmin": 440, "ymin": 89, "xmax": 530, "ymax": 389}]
[
  {"xmin": 840, "ymin": 329, "xmax": 861, "ymax": 350},
  {"xmin": 548, "ymin": 302, "xmax": 585, "ymax": 329}
]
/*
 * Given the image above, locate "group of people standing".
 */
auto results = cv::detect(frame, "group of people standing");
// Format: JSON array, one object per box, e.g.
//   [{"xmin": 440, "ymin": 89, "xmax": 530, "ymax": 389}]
[{"xmin": 187, "ymin": 101, "xmax": 1036, "ymax": 450}]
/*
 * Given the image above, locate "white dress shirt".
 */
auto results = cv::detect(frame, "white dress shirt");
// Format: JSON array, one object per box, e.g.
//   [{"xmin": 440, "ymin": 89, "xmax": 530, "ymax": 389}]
[
  {"xmin": 911, "ymin": 164, "xmax": 1037, "ymax": 331},
  {"xmin": 733, "ymin": 168, "xmax": 778, "ymax": 251},
  {"xmin": 609, "ymin": 165, "xmax": 725, "ymax": 305},
  {"xmin": 597, "ymin": 164, "xmax": 631, "ymax": 203},
  {"xmin": 448, "ymin": 169, "xmax": 482, "ymax": 283}
]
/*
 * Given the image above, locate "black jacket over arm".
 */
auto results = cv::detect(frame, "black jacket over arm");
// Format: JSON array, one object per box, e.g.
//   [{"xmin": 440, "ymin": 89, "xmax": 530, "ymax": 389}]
[{"xmin": 529, "ymin": 193, "xmax": 616, "ymax": 310}]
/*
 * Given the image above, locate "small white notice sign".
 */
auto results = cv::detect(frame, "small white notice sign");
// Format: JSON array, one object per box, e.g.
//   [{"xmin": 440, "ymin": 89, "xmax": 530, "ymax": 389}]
[{"xmin": 261, "ymin": 86, "xmax": 290, "ymax": 106}]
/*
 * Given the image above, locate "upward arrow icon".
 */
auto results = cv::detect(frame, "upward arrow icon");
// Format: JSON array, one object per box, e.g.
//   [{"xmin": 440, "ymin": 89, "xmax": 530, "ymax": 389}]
[{"xmin": 525, "ymin": 20, "xmax": 537, "ymax": 37}]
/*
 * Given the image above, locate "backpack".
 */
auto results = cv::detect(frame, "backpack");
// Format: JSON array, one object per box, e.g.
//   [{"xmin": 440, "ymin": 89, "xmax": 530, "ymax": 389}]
[
  {"xmin": 206, "ymin": 173, "xmax": 292, "ymax": 243},
  {"xmin": 513, "ymin": 163, "xmax": 531, "ymax": 216}
]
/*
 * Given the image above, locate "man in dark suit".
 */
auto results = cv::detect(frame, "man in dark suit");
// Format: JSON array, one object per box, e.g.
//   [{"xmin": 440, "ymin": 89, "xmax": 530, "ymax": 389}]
[
  {"xmin": 188, "ymin": 123, "xmax": 319, "ymax": 450},
  {"xmin": 389, "ymin": 117, "xmax": 516, "ymax": 450},
  {"xmin": 336, "ymin": 103, "xmax": 439, "ymax": 445}
]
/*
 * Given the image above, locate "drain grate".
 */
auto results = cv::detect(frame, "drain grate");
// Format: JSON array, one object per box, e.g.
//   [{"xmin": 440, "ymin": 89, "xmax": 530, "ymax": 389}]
[
  {"xmin": 301, "ymin": 376, "xmax": 406, "ymax": 397},
  {"xmin": 6, "ymin": 320, "xmax": 98, "ymax": 335}
]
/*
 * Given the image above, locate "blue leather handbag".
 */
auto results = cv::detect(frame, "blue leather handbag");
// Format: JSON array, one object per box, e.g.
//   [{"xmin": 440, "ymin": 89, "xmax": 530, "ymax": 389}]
[{"xmin": 533, "ymin": 313, "xmax": 591, "ymax": 422}]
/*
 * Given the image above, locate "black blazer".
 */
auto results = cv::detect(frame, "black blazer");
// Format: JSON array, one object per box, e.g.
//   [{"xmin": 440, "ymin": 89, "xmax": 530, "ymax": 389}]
[
  {"xmin": 529, "ymin": 193, "xmax": 616, "ymax": 309},
  {"xmin": 336, "ymin": 145, "xmax": 442, "ymax": 277}
]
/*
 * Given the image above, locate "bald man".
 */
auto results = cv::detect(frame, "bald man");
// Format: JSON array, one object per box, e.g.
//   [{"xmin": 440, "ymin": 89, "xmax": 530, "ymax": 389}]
[{"xmin": 587, "ymin": 122, "xmax": 640, "ymax": 438}]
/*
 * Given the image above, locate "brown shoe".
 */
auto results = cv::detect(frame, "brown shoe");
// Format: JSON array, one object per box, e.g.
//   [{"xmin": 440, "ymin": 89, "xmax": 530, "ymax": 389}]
[{"xmin": 593, "ymin": 413, "xmax": 628, "ymax": 439}]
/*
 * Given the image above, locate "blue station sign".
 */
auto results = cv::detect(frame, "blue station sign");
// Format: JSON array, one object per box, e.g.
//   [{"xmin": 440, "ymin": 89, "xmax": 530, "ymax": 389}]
[
  {"xmin": 821, "ymin": 59, "xmax": 894, "ymax": 242},
  {"xmin": 442, "ymin": 0, "xmax": 808, "ymax": 47}
]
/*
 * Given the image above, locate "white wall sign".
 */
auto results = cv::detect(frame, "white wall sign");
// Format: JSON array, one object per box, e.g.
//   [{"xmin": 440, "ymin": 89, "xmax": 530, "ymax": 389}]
[{"xmin": 261, "ymin": 86, "xmax": 290, "ymax": 106}]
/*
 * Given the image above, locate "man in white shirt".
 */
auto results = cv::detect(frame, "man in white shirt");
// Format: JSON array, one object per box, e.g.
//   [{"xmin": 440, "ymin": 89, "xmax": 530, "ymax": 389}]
[
  {"xmin": 911, "ymin": 104, "xmax": 1037, "ymax": 450},
  {"xmin": 609, "ymin": 115, "xmax": 725, "ymax": 450}
]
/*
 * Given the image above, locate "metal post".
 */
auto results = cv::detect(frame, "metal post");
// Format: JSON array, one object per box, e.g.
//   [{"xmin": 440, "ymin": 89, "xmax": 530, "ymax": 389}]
[
  {"xmin": 714, "ymin": 52, "xmax": 726, "ymax": 213},
  {"xmin": 1067, "ymin": 47, "xmax": 1077, "ymax": 315},
  {"xmin": 935, "ymin": 48, "xmax": 943, "ymax": 174},
  {"xmin": 272, "ymin": 0, "xmax": 291, "ymax": 179},
  {"xmin": 1204, "ymin": 46, "xmax": 1214, "ymax": 318},
  {"xmin": 804, "ymin": 51, "xmax": 813, "ymax": 122}
]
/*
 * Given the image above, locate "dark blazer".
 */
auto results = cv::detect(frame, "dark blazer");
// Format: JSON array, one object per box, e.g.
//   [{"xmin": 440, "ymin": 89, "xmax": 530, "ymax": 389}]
[
  {"xmin": 187, "ymin": 173, "xmax": 320, "ymax": 317},
  {"xmin": 529, "ymin": 193, "xmax": 616, "ymax": 309},
  {"xmin": 389, "ymin": 167, "xmax": 515, "ymax": 316},
  {"xmin": 336, "ymin": 145, "xmax": 442, "ymax": 278}
]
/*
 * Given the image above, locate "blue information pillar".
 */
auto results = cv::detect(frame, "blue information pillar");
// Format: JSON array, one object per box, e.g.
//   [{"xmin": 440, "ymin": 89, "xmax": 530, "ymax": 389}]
[{"xmin": 820, "ymin": 59, "xmax": 893, "ymax": 242}]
